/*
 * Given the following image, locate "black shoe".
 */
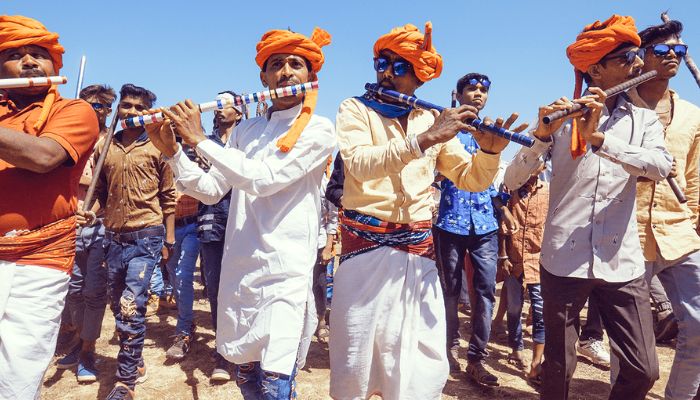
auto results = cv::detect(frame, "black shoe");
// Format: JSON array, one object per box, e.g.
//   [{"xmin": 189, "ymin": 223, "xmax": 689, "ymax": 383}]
[
  {"xmin": 105, "ymin": 383, "xmax": 134, "ymax": 400},
  {"xmin": 466, "ymin": 361, "xmax": 499, "ymax": 387},
  {"xmin": 211, "ymin": 356, "xmax": 231, "ymax": 382},
  {"xmin": 655, "ymin": 313, "xmax": 679, "ymax": 343},
  {"xmin": 447, "ymin": 346, "xmax": 461, "ymax": 372},
  {"xmin": 166, "ymin": 329, "xmax": 195, "ymax": 360}
]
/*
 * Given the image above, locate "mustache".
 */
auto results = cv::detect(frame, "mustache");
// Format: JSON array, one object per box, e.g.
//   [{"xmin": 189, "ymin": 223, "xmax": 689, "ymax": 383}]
[
  {"xmin": 19, "ymin": 69, "xmax": 47, "ymax": 78},
  {"xmin": 277, "ymin": 78, "xmax": 299, "ymax": 87},
  {"xmin": 379, "ymin": 79, "xmax": 395, "ymax": 90}
]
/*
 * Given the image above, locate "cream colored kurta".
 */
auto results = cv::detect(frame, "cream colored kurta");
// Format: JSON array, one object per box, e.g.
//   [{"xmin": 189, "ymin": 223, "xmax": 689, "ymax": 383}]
[{"xmin": 168, "ymin": 103, "xmax": 336, "ymax": 375}]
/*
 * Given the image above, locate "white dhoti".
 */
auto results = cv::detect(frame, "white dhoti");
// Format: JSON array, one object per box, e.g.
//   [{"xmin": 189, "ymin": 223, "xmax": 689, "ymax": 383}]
[
  {"xmin": 329, "ymin": 247, "xmax": 448, "ymax": 400},
  {"xmin": 0, "ymin": 261, "xmax": 70, "ymax": 400}
]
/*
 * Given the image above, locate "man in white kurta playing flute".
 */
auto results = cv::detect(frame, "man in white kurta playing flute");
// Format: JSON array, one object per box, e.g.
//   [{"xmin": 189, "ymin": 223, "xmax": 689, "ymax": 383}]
[
  {"xmin": 329, "ymin": 22, "xmax": 527, "ymax": 400},
  {"xmin": 143, "ymin": 27, "xmax": 334, "ymax": 400}
]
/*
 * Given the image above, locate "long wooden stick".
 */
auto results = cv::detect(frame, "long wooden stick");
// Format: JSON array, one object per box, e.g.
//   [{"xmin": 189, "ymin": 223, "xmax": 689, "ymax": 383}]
[
  {"xmin": 81, "ymin": 113, "xmax": 119, "ymax": 212},
  {"xmin": 661, "ymin": 11, "xmax": 700, "ymax": 88}
]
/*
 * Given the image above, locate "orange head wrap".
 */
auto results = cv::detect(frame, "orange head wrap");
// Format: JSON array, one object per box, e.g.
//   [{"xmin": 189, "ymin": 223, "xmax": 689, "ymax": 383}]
[
  {"xmin": 565, "ymin": 15, "xmax": 640, "ymax": 158},
  {"xmin": 0, "ymin": 15, "xmax": 65, "ymax": 132},
  {"xmin": 255, "ymin": 27, "xmax": 331, "ymax": 152},
  {"xmin": 373, "ymin": 22, "xmax": 443, "ymax": 82}
]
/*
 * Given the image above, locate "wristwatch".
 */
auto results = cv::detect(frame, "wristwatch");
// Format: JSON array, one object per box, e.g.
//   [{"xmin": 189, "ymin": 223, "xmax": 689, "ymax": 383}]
[{"xmin": 164, "ymin": 241, "xmax": 175, "ymax": 252}]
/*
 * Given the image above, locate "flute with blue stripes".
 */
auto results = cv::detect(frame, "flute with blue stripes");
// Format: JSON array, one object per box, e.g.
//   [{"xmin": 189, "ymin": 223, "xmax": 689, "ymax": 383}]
[
  {"xmin": 121, "ymin": 81, "xmax": 319, "ymax": 129},
  {"xmin": 365, "ymin": 83, "xmax": 534, "ymax": 148}
]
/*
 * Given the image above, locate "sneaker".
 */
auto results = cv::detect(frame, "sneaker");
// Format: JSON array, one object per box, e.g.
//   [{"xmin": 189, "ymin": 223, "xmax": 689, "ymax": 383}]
[
  {"xmin": 577, "ymin": 338, "xmax": 610, "ymax": 367},
  {"xmin": 166, "ymin": 329, "xmax": 195, "ymax": 360},
  {"xmin": 655, "ymin": 312, "xmax": 679, "ymax": 343},
  {"xmin": 145, "ymin": 294, "xmax": 160, "ymax": 317},
  {"xmin": 447, "ymin": 346, "xmax": 461, "ymax": 373},
  {"xmin": 106, "ymin": 382, "xmax": 134, "ymax": 400},
  {"xmin": 211, "ymin": 357, "xmax": 231, "ymax": 382},
  {"xmin": 136, "ymin": 359, "xmax": 148, "ymax": 384},
  {"xmin": 56, "ymin": 343, "xmax": 81, "ymax": 369},
  {"xmin": 76, "ymin": 352, "xmax": 98, "ymax": 383},
  {"xmin": 465, "ymin": 361, "xmax": 499, "ymax": 387}
]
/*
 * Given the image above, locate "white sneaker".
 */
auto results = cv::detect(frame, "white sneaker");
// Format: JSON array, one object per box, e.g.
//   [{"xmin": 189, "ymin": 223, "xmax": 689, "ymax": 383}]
[{"xmin": 577, "ymin": 339, "xmax": 610, "ymax": 367}]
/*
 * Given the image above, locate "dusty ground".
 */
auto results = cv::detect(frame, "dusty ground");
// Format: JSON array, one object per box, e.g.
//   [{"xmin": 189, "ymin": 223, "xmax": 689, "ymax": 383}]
[{"xmin": 42, "ymin": 281, "xmax": 676, "ymax": 400}]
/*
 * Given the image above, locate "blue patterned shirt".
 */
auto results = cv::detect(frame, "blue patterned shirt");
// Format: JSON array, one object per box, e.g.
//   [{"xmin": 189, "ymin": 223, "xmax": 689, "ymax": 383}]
[{"xmin": 435, "ymin": 132, "xmax": 499, "ymax": 236}]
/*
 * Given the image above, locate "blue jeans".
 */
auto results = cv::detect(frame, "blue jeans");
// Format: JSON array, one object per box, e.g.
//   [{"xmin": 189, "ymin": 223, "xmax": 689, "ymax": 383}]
[
  {"xmin": 505, "ymin": 275, "xmax": 544, "ymax": 351},
  {"xmin": 165, "ymin": 222, "xmax": 200, "ymax": 335},
  {"xmin": 645, "ymin": 250, "xmax": 700, "ymax": 400},
  {"xmin": 434, "ymin": 227, "xmax": 498, "ymax": 362},
  {"xmin": 200, "ymin": 240, "xmax": 224, "ymax": 331},
  {"xmin": 235, "ymin": 362, "xmax": 297, "ymax": 400},
  {"xmin": 149, "ymin": 262, "xmax": 165, "ymax": 298},
  {"xmin": 66, "ymin": 222, "xmax": 107, "ymax": 342},
  {"xmin": 105, "ymin": 227, "xmax": 164, "ymax": 389}
]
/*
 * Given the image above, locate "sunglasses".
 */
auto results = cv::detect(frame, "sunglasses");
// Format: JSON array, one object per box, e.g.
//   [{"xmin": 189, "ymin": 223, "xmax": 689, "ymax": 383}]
[
  {"xmin": 374, "ymin": 57, "xmax": 413, "ymax": 77},
  {"xmin": 604, "ymin": 48, "xmax": 646, "ymax": 65},
  {"xmin": 648, "ymin": 43, "xmax": 688, "ymax": 58},
  {"xmin": 465, "ymin": 78, "xmax": 491, "ymax": 89},
  {"xmin": 90, "ymin": 102, "xmax": 110, "ymax": 111}
]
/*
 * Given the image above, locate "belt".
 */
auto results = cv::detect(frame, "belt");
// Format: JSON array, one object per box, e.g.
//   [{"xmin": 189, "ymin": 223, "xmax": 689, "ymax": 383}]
[
  {"xmin": 105, "ymin": 225, "xmax": 165, "ymax": 243},
  {"xmin": 176, "ymin": 215, "xmax": 198, "ymax": 227}
]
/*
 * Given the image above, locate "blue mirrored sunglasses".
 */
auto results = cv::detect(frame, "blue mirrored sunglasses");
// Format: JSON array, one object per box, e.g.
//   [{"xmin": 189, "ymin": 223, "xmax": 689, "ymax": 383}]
[
  {"xmin": 467, "ymin": 78, "xmax": 491, "ymax": 89},
  {"xmin": 90, "ymin": 102, "xmax": 109, "ymax": 111},
  {"xmin": 649, "ymin": 43, "xmax": 688, "ymax": 58},
  {"xmin": 373, "ymin": 57, "xmax": 412, "ymax": 77}
]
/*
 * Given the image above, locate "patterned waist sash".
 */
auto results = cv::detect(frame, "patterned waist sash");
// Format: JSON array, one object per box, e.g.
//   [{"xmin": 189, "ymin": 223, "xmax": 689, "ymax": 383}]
[
  {"xmin": 0, "ymin": 216, "xmax": 77, "ymax": 272},
  {"xmin": 340, "ymin": 209, "xmax": 434, "ymax": 264}
]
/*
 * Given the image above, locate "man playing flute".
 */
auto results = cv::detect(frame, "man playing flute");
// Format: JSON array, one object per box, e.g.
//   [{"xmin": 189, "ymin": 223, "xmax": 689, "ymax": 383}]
[
  {"xmin": 330, "ymin": 22, "xmax": 526, "ymax": 400},
  {"xmin": 0, "ymin": 15, "xmax": 99, "ymax": 399},
  {"xmin": 504, "ymin": 15, "xmax": 672, "ymax": 400},
  {"xmin": 143, "ymin": 27, "xmax": 334, "ymax": 400},
  {"xmin": 628, "ymin": 19, "xmax": 700, "ymax": 399}
]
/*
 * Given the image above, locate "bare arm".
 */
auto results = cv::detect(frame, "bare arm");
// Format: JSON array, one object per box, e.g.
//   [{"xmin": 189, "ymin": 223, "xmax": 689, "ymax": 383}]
[{"xmin": 0, "ymin": 126, "xmax": 70, "ymax": 173}]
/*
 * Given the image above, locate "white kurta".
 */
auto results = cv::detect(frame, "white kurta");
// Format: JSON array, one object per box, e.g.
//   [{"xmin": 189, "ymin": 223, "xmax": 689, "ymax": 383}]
[{"xmin": 167, "ymin": 103, "xmax": 336, "ymax": 375}]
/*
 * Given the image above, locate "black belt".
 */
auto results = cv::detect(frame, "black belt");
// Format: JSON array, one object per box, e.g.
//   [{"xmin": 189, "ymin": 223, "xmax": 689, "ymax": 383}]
[
  {"xmin": 176, "ymin": 215, "xmax": 198, "ymax": 227},
  {"xmin": 105, "ymin": 225, "xmax": 165, "ymax": 243}
]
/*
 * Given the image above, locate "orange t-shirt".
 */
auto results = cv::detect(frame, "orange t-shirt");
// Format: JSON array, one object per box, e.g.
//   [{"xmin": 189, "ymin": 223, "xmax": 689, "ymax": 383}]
[{"xmin": 0, "ymin": 94, "xmax": 98, "ymax": 270}]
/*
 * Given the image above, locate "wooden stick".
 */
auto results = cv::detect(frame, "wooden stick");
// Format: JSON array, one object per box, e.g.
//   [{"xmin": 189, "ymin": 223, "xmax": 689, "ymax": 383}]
[
  {"xmin": 661, "ymin": 11, "xmax": 700, "ymax": 88},
  {"xmin": 81, "ymin": 113, "xmax": 119, "ymax": 212}
]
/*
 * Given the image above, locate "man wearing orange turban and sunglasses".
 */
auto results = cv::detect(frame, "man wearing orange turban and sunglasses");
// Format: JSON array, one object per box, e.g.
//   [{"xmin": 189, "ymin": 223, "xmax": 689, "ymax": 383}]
[
  {"xmin": 0, "ymin": 15, "xmax": 98, "ymax": 399},
  {"xmin": 330, "ymin": 22, "xmax": 525, "ymax": 400},
  {"xmin": 143, "ymin": 27, "xmax": 334, "ymax": 400},
  {"xmin": 505, "ymin": 15, "xmax": 672, "ymax": 400}
]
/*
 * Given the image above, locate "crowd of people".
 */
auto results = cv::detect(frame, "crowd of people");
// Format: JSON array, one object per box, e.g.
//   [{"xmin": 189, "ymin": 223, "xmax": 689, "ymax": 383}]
[{"xmin": 0, "ymin": 11, "xmax": 698, "ymax": 400}]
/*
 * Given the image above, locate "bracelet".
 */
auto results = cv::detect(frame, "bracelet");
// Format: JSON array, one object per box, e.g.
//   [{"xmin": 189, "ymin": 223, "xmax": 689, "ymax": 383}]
[
  {"xmin": 164, "ymin": 241, "xmax": 175, "ymax": 251},
  {"xmin": 498, "ymin": 256, "xmax": 509, "ymax": 261}
]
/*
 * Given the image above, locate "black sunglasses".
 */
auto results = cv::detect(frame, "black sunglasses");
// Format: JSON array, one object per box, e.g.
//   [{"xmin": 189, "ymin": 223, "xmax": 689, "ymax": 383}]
[
  {"xmin": 603, "ymin": 48, "xmax": 646, "ymax": 65},
  {"xmin": 466, "ymin": 78, "xmax": 491, "ymax": 89},
  {"xmin": 374, "ymin": 57, "xmax": 413, "ymax": 77},
  {"xmin": 648, "ymin": 43, "xmax": 688, "ymax": 58}
]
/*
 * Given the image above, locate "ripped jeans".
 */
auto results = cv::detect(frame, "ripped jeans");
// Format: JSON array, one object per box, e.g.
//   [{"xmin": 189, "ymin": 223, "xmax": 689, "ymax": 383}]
[
  {"xmin": 104, "ymin": 226, "xmax": 164, "ymax": 389},
  {"xmin": 235, "ymin": 362, "xmax": 297, "ymax": 400}
]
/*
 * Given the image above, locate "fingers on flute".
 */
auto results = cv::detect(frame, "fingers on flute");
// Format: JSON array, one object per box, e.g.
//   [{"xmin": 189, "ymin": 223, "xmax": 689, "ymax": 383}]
[
  {"xmin": 588, "ymin": 87, "xmax": 607, "ymax": 102},
  {"xmin": 161, "ymin": 107, "xmax": 178, "ymax": 121},
  {"xmin": 502, "ymin": 113, "xmax": 519, "ymax": 129}
]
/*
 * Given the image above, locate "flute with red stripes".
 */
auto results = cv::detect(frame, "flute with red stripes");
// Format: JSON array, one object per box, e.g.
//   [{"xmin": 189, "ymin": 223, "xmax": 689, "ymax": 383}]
[
  {"xmin": 0, "ymin": 76, "xmax": 67, "ymax": 89},
  {"xmin": 121, "ymin": 81, "xmax": 319, "ymax": 129}
]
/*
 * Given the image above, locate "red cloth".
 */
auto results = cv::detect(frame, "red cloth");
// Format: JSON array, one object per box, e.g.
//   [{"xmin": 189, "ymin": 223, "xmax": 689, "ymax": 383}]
[
  {"xmin": 255, "ymin": 28, "xmax": 331, "ymax": 152},
  {"xmin": 0, "ymin": 217, "xmax": 77, "ymax": 273},
  {"xmin": 565, "ymin": 15, "xmax": 640, "ymax": 158},
  {"xmin": 373, "ymin": 22, "xmax": 443, "ymax": 82}
]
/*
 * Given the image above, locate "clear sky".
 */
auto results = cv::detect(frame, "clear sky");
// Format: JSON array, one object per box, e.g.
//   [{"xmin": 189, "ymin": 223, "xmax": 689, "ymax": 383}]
[{"xmin": 5, "ymin": 0, "xmax": 700, "ymax": 160}]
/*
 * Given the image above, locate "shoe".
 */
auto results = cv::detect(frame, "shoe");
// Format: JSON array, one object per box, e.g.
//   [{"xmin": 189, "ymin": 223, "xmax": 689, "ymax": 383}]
[
  {"xmin": 210, "ymin": 356, "xmax": 231, "ymax": 382},
  {"xmin": 76, "ymin": 352, "xmax": 98, "ymax": 383},
  {"xmin": 159, "ymin": 293, "xmax": 177, "ymax": 311},
  {"xmin": 106, "ymin": 382, "xmax": 134, "ymax": 400},
  {"xmin": 577, "ymin": 338, "xmax": 610, "ymax": 367},
  {"xmin": 54, "ymin": 326, "xmax": 79, "ymax": 356},
  {"xmin": 655, "ymin": 312, "xmax": 679, "ymax": 343},
  {"xmin": 145, "ymin": 294, "xmax": 160, "ymax": 317},
  {"xmin": 447, "ymin": 346, "xmax": 461, "ymax": 372},
  {"xmin": 166, "ymin": 328, "xmax": 195, "ymax": 360},
  {"xmin": 136, "ymin": 359, "xmax": 148, "ymax": 384},
  {"xmin": 465, "ymin": 361, "xmax": 499, "ymax": 387},
  {"xmin": 57, "ymin": 343, "xmax": 81, "ymax": 369}
]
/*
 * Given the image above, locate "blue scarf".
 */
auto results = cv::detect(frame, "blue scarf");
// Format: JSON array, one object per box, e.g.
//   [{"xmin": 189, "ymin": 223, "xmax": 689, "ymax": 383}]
[{"xmin": 354, "ymin": 93, "xmax": 412, "ymax": 119}]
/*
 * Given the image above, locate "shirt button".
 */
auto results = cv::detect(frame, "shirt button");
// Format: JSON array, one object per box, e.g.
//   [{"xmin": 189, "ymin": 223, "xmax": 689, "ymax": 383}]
[
  {"xmin": 652, "ymin": 224, "xmax": 657, "ymax": 229},
  {"xmin": 653, "ymin": 203, "xmax": 657, "ymax": 207}
]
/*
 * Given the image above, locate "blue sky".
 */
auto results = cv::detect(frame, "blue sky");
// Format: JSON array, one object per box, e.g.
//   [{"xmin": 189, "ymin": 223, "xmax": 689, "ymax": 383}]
[{"xmin": 6, "ymin": 0, "xmax": 700, "ymax": 160}]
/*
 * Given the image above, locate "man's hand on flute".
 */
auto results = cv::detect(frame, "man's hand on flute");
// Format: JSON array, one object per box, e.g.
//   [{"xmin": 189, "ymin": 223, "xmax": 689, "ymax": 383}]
[
  {"xmin": 473, "ymin": 113, "xmax": 528, "ymax": 154},
  {"xmin": 571, "ymin": 87, "xmax": 606, "ymax": 148},
  {"xmin": 163, "ymin": 100, "xmax": 207, "ymax": 148},
  {"xmin": 140, "ymin": 109, "xmax": 179, "ymax": 158}
]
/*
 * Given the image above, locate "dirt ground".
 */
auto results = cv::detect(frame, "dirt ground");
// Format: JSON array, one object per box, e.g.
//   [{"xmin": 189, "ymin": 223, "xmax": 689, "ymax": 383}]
[{"xmin": 42, "ymin": 280, "xmax": 676, "ymax": 400}]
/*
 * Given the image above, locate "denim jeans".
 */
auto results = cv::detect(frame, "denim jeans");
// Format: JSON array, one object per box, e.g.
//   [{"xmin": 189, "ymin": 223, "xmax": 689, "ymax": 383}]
[
  {"xmin": 149, "ymin": 262, "xmax": 165, "ymax": 298},
  {"xmin": 200, "ymin": 240, "xmax": 224, "ymax": 331},
  {"xmin": 105, "ymin": 227, "xmax": 164, "ymax": 389},
  {"xmin": 434, "ymin": 227, "xmax": 498, "ymax": 362},
  {"xmin": 645, "ymin": 250, "xmax": 700, "ymax": 400},
  {"xmin": 165, "ymin": 222, "xmax": 200, "ymax": 335},
  {"xmin": 505, "ymin": 275, "xmax": 544, "ymax": 351},
  {"xmin": 235, "ymin": 362, "xmax": 297, "ymax": 400},
  {"xmin": 66, "ymin": 222, "xmax": 108, "ymax": 342}
]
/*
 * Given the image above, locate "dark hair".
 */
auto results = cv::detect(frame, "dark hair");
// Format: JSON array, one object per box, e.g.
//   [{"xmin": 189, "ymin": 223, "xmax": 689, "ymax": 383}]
[
  {"xmin": 639, "ymin": 20, "xmax": 683, "ymax": 47},
  {"xmin": 119, "ymin": 84, "xmax": 157, "ymax": 109},
  {"xmin": 79, "ymin": 84, "xmax": 116, "ymax": 105},
  {"xmin": 456, "ymin": 73, "xmax": 490, "ymax": 93}
]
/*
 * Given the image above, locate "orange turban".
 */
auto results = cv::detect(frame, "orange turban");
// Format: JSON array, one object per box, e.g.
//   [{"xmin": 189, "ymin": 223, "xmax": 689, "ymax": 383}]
[
  {"xmin": 254, "ymin": 27, "xmax": 331, "ymax": 153},
  {"xmin": 373, "ymin": 22, "xmax": 443, "ymax": 82},
  {"xmin": 565, "ymin": 15, "xmax": 640, "ymax": 158},
  {"xmin": 0, "ymin": 15, "xmax": 66, "ymax": 132}
]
